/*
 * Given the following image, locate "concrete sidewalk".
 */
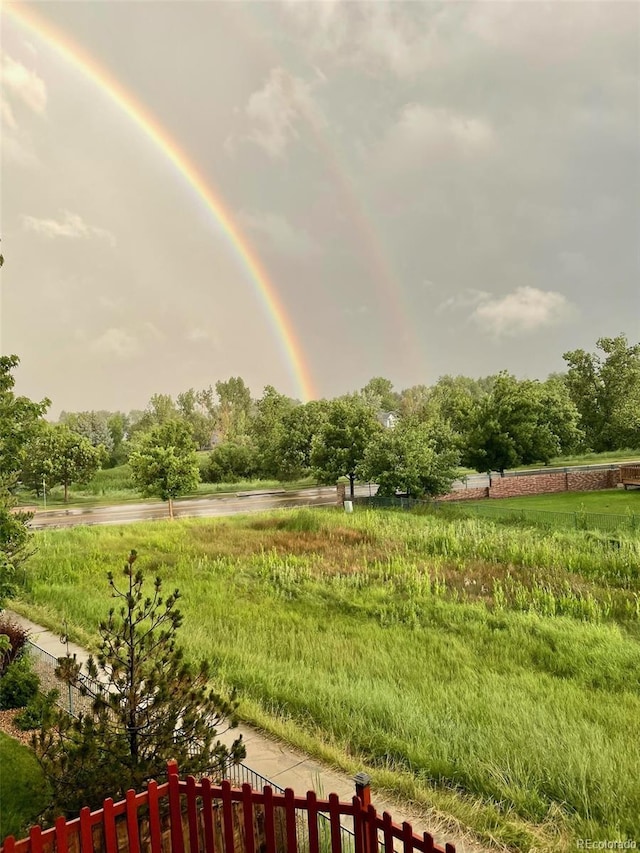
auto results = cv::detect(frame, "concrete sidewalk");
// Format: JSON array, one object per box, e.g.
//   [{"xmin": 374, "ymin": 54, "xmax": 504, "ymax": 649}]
[{"xmin": 4, "ymin": 610, "xmax": 488, "ymax": 853}]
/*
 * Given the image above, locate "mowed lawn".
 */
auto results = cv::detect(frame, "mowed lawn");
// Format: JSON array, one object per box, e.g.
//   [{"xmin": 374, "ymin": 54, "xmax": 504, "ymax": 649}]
[
  {"xmin": 15, "ymin": 508, "xmax": 640, "ymax": 851},
  {"xmin": 467, "ymin": 488, "xmax": 640, "ymax": 514},
  {"xmin": 0, "ymin": 733, "xmax": 50, "ymax": 840}
]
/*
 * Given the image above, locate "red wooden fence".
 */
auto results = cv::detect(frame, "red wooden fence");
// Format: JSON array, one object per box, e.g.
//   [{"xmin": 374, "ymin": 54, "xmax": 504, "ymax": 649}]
[{"xmin": 1, "ymin": 762, "xmax": 455, "ymax": 853}]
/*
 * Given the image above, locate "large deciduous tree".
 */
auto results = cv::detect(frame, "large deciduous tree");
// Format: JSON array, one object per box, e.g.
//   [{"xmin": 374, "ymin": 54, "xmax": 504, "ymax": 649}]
[
  {"xmin": 360, "ymin": 377, "xmax": 400, "ymax": 413},
  {"xmin": 215, "ymin": 377, "xmax": 253, "ymax": 441},
  {"xmin": 39, "ymin": 425, "xmax": 103, "ymax": 503},
  {"xmin": 564, "ymin": 335, "xmax": 640, "ymax": 451},
  {"xmin": 311, "ymin": 396, "xmax": 382, "ymax": 499},
  {"xmin": 36, "ymin": 550, "xmax": 245, "ymax": 817},
  {"xmin": 464, "ymin": 373, "xmax": 582, "ymax": 473},
  {"xmin": 59, "ymin": 410, "xmax": 114, "ymax": 455},
  {"xmin": 275, "ymin": 400, "xmax": 330, "ymax": 481},
  {"xmin": 129, "ymin": 420, "xmax": 199, "ymax": 518},
  {"xmin": 251, "ymin": 386, "xmax": 296, "ymax": 478},
  {"xmin": 360, "ymin": 419, "xmax": 460, "ymax": 498}
]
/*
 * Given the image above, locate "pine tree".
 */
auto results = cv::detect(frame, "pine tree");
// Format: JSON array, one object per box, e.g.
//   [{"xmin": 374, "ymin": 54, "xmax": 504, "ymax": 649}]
[{"xmin": 37, "ymin": 551, "xmax": 245, "ymax": 817}]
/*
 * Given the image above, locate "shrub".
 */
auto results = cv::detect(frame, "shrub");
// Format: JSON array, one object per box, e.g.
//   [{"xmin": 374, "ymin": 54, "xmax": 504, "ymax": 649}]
[
  {"xmin": 0, "ymin": 655, "xmax": 39, "ymax": 709},
  {"xmin": 14, "ymin": 690, "xmax": 58, "ymax": 731},
  {"xmin": 0, "ymin": 618, "xmax": 29, "ymax": 676},
  {"xmin": 205, "ymin": 443, "xmax": 256, "ymax": 483}
]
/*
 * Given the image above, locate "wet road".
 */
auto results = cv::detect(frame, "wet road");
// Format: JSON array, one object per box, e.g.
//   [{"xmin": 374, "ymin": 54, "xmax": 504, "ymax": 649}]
[{"xmin": 28, "ymin": 485, "xmax": 375, "ymax": 529}]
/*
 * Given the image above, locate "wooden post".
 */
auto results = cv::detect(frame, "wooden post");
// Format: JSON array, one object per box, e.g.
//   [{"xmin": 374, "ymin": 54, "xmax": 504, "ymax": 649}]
[
  {"xmin": 354, "ymin": 773, "xmax": 371, "ymax": 809},
  {"xmin": 354, "ymin": 774, "xmax": 372, "ymax": 853}
]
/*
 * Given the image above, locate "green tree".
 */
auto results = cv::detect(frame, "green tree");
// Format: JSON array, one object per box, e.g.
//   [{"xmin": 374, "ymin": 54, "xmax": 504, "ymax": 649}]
[
  {"xmin": 129, "ymin": 394, "xmax": 178, "ymax": 438},
  {"xmin": 106, "ymin": 412, "xmax": 130, "ymax": 466},
  {"xmin": 177, "ymin": 389, "xmax": 215, "ymax": 450},
  {"xmin": 59, "ymin": 411, "xmax": 114, "ymax": 455},
  {"xmin": 36, "ymin": 550, "xmax": 245, "ymax": 817},
  {"xmin": 360, "ymin": 377, "xmax": 399, "ymax": 413},
  {"xmin": 206, "ymin": 442, "xmax": 256, "ymax": 483},
  {"xmin": 215, "ymin": 377, "xmax": 253, "ymax": 441},
  {"xmin": 0, "ymin": 356, "xmax": 49, "ymax": 604},
  {"xmin": 464, "ymin": 373, "xmax": 582, "ymax": 473},
  {"xmin": 275, "ymin": 400, "xmax": 330, "ymax": 480},
  {"xmin": 251, "ymin": 386, "xmax": 295, "ymax": 478},
  {"xmin": 311, "ymin": 396, "xmax": 382, "ymax": 499},
  {"xmin": 564, "ymin": 335, "xmax": 640, "ymax": 451},
  {"xmin": 42, "ymin": 425, "xmax": 103, "ymax": 503},
  {"xmin": 129, "ymin": 420, "xmax": 199, "ymax": 519},
  {"xmin": 360, "ymin": 419, "xmax": 460, "ymax": 498}
]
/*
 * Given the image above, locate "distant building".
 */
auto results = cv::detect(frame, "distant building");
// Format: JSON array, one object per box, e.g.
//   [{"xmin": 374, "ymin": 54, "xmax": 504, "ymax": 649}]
[{"xmin": 377, "ymin": 411, "xmax": 398, "ymax": 429}]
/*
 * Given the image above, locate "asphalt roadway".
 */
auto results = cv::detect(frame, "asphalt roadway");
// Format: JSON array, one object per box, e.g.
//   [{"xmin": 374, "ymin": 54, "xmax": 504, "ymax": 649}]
[{"xmin": 28, "ymin": 485, "xmax": 377, "ymax": 529}]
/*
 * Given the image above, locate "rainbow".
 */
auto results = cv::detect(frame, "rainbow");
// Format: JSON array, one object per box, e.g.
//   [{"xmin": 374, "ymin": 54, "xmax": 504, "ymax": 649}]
[
  {"xmin": 3, "ymin": 2, "xmax": 316, "ymax": 402},
  {"xmin": 234, "ymin": 3, "xmax": 425, "ymax": 371}
]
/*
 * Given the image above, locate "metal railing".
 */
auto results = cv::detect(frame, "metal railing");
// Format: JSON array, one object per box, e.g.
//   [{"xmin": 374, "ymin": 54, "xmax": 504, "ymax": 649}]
[
  {"xmin": 224, "ymin": 763, "xmax": 357, "ymax": 853},
  {"xmin": 26, "ymin": 639, "xmax": 100, "ymax": 717}
]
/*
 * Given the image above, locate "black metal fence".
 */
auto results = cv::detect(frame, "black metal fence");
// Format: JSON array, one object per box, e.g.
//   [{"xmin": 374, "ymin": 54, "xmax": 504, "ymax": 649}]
[
  {"xmin": 224, "ymin": 762, "xmax": 356, "ymax": 853},
  {"xmin": 353, "ymin": 495, "xmax": 639, "ymax": 536},
  {"xmin": 26, "ymin": 640, "xmax": 100, "ymax": 717}
]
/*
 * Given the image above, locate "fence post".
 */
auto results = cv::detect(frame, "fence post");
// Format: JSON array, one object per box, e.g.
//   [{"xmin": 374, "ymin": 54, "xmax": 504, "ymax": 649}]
[{"xmin": 354, "ymin": 772, "xmax": 371, "ymax": 809}]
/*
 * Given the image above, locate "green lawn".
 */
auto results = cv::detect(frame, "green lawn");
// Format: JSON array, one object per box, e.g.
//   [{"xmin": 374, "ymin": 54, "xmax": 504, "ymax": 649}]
[
  {"xmin": 468, "ymin": 489, "xmax": 640, "ymax": 514},
  {"xmin": 11, "ymin": 508, "xmax": 640, "ymax": 851},
  {"xmin": 0, "ymin": 732, "xmax": 50, "ymax": 840}
]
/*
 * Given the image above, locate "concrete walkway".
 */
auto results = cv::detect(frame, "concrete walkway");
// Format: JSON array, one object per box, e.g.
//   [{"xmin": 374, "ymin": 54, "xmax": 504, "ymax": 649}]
[{"xmin": 4, "ymin": 610, "xmax": 491, "ymax": 853}]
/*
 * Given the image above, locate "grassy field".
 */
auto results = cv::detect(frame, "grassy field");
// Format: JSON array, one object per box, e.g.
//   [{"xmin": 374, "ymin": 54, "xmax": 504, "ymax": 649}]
[
  {"xmin": 465, "ymin": 489, "xmax": 640, "ymax": 514},
  {"xmin": 12, "ymin": 507, "xmax": 640, "ymax": 851},
  {"xmin": 0, "ymin": 732, "xmax": 50, "ymax": 840}
]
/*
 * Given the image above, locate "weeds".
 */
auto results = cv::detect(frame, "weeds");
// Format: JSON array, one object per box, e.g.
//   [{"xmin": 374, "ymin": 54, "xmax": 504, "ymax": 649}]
[{"xmin": 12, "ymin": 507, "xmax": 640, "ymax": 848}]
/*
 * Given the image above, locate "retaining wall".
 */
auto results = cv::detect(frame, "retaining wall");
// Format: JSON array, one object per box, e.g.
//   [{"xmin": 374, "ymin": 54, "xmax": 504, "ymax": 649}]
[{"xmin": 488, "ymin": 468, "xmax": 619, "ymax": 499}]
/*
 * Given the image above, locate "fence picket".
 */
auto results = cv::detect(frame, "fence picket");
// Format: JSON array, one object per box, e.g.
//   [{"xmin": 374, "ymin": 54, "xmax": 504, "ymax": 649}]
[
  {"xmin": 186, "ymin": 776, "xmax": 200, "ymax": 853},
  {"xmin": 221, "ymin": 780, "xmax": 236, "ymax": 853},
  {"xmin": 305, "ymin": 791, "xmax": 320, "ymax": 853},
  {"xmin": 79, "ymin": 808, "xmax": 92, "ymax": 853},
  {"xmin": 351, "ymin": 797, "xmax": 364, "ymax": 853},
  {"xmin": 284, "ymin": 789, "xmax": 298, "ymax": 853},
  {"xmin": 262, "ymin": 787, "xmax": 277, "ymax": 853},
  {"xmin": 401, "ymin": 822, "xmax": 413, "ymax": 853},
  {"xmin": 422, "ymin": 832, "xmax": 434, "ymax": 853},
  {"xmin": 381, "ymin": 813, "xmax": 393, "ymax": 853},
  {"xmin": 55, "ymin": 816, "xmax": 68, "ymax": 853},
  {"xmin": 27, "ymin": 828, "xmax": 41, "ymax": 853},
  {"xmin": 328, "ymin": 794, "xmax": 342, "ymax": 853},
  {"xmin": 241, "ymin": 784, "xmax": 255, "ymax": 853},
  {"xmin": 169, "ymin": 764, "xmax": 185, "ymax": 853},
  {"xmin": 102, "ymin": 799, "xmax": 117, "ymax": 853},
  {"xmin": 201, "ymin": 777, "xmax": 216, "ymax": 853},
  {"xmin": 147, "ymin": 782, "xmax": 162, "ymax": 853},
  {"xmin": 125, "ymin": 790, "xmax": 141, "ymax": 853}
]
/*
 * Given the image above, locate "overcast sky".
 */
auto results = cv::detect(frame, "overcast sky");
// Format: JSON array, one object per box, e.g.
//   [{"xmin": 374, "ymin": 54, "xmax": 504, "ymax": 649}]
[{"xmin": 2, "ymin": 1, "xmax": 638, "ymax": 414}]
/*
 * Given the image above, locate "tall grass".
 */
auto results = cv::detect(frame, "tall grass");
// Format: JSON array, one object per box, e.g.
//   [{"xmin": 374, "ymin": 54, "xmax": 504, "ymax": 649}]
[{"xmin": 14, "ymin": 508, "xmax": 640, "ymax": 850}]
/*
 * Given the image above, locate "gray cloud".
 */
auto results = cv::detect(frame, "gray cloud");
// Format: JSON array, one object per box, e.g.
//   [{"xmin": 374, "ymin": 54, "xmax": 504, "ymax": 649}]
[
  {"xmin": 21, "ymin": 211, "xmax": 116, "ymax": 246},
  {"xmin": 240, "ymin": 67, "xmax": 325, "ymax": 158},
  {"xmin": 1, "ymin": 1, "xmax": 637, "ymax": 411},
  {"xmin": 238, "ymin": 210, "xmax": 320, "ymax": 258},
  {"xmin": 471, "ymin": 288, "xmax": 576, "ymax": 338}
]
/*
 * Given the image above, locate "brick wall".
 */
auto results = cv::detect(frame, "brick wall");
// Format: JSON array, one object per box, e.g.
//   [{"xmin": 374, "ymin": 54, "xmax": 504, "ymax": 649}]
[
  {"xmin": 439, "ymin": 487, "xmax": 489, "ymax": 501},
  {"xmin": 487, "ymin": 469, "xmax": 619, "ymax": 499},
  {"xmin": 442, "ymin": 469, "xmax": 620, "ymax": 503}
]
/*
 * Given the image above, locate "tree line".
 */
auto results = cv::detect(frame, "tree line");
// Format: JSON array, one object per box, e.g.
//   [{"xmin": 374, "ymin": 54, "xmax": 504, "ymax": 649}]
[{"xmin": 10, "ymin": 334, "xmax": 640, "ymax": 513}]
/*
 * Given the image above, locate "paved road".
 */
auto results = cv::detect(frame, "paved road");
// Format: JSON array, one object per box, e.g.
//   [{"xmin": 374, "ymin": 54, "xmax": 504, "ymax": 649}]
[{"xmin": 29, "ymin": 485, "xmax": 376, "ymax": 529}]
